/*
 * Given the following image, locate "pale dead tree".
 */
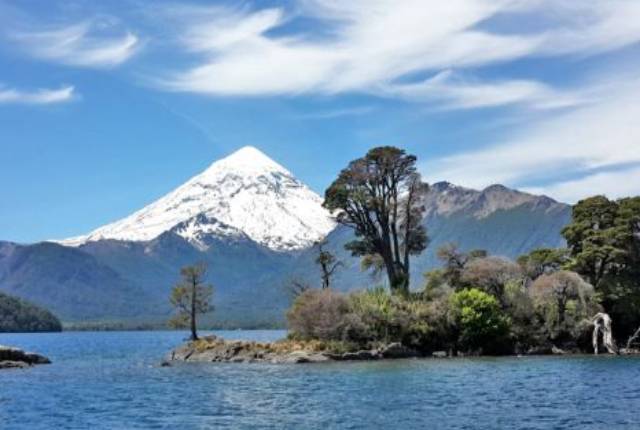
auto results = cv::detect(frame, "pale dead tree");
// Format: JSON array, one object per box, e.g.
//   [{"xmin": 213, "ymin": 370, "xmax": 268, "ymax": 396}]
[
  {"xmin": 592, "ymin": 313, "xmax": 618, "ymax": 355},
  {"xmin": 626, "ymin": 326, "xmax": 640, "ymax": 351}
]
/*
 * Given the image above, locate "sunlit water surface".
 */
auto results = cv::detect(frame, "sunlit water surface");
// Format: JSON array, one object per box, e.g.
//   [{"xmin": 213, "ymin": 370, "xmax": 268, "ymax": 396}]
[{"xmin": 1, "ymin": 330, "xmax": 639, "ymax": 429}]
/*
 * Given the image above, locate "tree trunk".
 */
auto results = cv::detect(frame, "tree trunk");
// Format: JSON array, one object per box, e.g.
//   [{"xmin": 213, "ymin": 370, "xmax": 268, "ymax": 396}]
[
  {"xmin": 395, "ymin": 265, "xmax": 409, "ymax": 297},
  {"xmin": 592, "ymin": 313, "xmax": 617, "ymax": 354},
  {"xmin": 557, "ymin": 297, "xmax": 566, "ymax": 327},
  {"xmin": 321, "ymin": 262, "xmax": 329, "ymax": 289},
  {"xmin": 190, "ymin": 281, "xmax": 198, "ymax": 341}
]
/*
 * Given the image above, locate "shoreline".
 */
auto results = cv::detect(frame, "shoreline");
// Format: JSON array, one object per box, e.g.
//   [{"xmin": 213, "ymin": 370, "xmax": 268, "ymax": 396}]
[{"xmin": 164, "ymin": 335, "xmax": 640, "ymax": 365}]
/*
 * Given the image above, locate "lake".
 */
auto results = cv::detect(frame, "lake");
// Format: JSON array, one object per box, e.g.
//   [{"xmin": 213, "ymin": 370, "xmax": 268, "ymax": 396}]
[{"xmin": 1, "ymin": 330, "xmax": 639, "ymax": 429}]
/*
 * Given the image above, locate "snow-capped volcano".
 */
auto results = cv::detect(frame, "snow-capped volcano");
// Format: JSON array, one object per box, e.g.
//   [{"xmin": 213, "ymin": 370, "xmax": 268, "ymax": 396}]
[{"xmin": 62, "ymin": 146, "xmax": 336, "ymax": 251}]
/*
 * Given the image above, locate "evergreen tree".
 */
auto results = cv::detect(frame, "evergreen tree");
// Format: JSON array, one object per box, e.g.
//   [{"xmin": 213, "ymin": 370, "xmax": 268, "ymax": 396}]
[
  {"xmin": 169, "ymin": 263, "xmax": 213, "ymax": 340},
  {"xmin": 323, "ymin": 146, "xmax": 429, "ymax": 295}
]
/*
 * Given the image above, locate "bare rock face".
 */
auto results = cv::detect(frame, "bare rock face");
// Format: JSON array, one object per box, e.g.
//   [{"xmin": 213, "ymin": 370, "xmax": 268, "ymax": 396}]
[
  {"xmin": 0, "ymin": 345, "xmax": 51, "ymax": 369},
  {"xmin": 165, "ymin": 336, "xmax": 423, "ymax": 365},
  {"xmin": 165, "ymin": 336, "xmax": 331, "ymax": 364}
]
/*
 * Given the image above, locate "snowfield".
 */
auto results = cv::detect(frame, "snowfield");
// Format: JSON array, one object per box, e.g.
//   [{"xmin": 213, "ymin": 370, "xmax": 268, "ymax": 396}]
[{"xmin": 61, "ymin": 146, "xmax": 336, "ymax": 251}]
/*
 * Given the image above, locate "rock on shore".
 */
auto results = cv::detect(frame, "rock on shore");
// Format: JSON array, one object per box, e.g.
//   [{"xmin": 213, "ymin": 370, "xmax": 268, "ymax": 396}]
[
  {"xmin": 0, "ymin": 345, "xmax": 51, "ymax": 369},
  {"xmin": 164, "ymin": 335, "xmax": 421, "ymax": 365}
]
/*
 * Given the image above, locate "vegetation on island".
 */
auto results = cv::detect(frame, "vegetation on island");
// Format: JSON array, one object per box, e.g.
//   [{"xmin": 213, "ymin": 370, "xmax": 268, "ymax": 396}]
[
  {"xmin": 170, "ymin": 147, "xmax": 639, "ymax": 358},
  {"xmin": 285, "ymin": 147, "xmax": 640, "ymax": 356},
  {"xmin": 0, "ymin": 292, "xmax": 62, "ymax": 332}
]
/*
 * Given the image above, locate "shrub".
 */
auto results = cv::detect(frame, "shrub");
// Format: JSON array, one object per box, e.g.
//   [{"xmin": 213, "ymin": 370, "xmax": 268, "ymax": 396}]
[
  {"xmin": 347, "ymin": 288, "xmax": 446, "ymax": 351},
  {"xmin": 448, "ymin": 288, "xmax": 511, "ymax": 354},
  {"xmin": 529, "ymin": 271, "xmax": 600, "ymax": 343},
  {"xmin": 502, "ymin": 280, "xmax": 537, "ymax": 351},
  {"xmin": 287, "ymin": 289, "xmax": 357, "ymax": 341},
  {"xmin": 348, "ymin": 287, "xmax": 398, "ymax": 342},
  {"xmin": 460, "ymin": 257, "xmax": 522, "ymax": 305}
]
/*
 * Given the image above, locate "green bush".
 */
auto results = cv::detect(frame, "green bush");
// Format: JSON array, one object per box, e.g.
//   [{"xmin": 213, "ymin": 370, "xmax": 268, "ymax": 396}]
[
  {"xmin": 287, "ymin": 287, "xmax": 450, "ymax": 352},
  {"xmin": 348, "ymin": 287, "xmax": 397, "ymax": 342},
  {"xmin": 448, "ymin": 288, "xmax": 511, "ymax": 354},
  {"xmin": 347, "ymin": 287, "xmax": 448, "ymax": 351},
  {"xmin": 502, "ymin": 280, "xmax": 538, "ymax": 351}
]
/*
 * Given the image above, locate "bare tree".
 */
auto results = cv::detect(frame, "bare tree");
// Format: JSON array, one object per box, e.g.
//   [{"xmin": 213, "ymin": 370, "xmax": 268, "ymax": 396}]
[
  {"xmin": 315, "ymin": 241, "xmax": 342, "ymax": 289},
  {"xmin": 285, "ymin": 278, "xmax": 312, "ymax": 300}
]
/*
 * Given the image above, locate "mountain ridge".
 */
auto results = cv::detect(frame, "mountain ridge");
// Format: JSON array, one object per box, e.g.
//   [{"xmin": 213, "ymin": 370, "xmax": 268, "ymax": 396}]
[{"xmin": 0, "ymin": 147, "xmax": 571, "ymax": 325}]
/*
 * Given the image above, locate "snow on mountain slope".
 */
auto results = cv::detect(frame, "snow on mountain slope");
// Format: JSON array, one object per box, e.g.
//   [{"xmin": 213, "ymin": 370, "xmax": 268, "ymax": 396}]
[{"xmin": 62, "ymin": 146, "xmax": 336, "ymax": 251}]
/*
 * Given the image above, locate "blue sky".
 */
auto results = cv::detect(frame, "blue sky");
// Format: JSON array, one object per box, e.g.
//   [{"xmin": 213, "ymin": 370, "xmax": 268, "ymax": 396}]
[{"xmin": 2, "ymin": 0, "xmax": 640, "ymax": 243}]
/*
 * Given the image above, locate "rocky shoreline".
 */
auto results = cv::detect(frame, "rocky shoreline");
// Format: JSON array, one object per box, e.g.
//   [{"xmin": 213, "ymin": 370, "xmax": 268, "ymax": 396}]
[
  {"xmin": 0, "ymin": 345, "xmax": 51, "ymax": 369},
  {"xmin": 164, "ymin": 336, "xmax": 640, "ymax": 365},
  {"xmin": 164, "ymin": 335, "xmax": 425, "ymax": 365}
]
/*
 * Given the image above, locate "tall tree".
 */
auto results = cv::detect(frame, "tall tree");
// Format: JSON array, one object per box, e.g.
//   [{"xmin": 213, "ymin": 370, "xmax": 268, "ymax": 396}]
[
  {"xmin": 562, "ymin": 195, "xmax": 640, "ymax": 337},
  {"xmin": 517, "ymin": 248, "xmax": 570, "ymax": 281},
  {"xmin": 562, "ymin": 196, "xmax": 622, "ymax": 288},
  {"xmin": 315, "ymin": 241, "xmax": 342, "ymax": 289},
  {"xmin": 323, "ymin": 146, "xmax": 429, "ymax": 295},
  {"xmin": 169, "ymin": 263, "xmax": 213, "ymax": 340}
]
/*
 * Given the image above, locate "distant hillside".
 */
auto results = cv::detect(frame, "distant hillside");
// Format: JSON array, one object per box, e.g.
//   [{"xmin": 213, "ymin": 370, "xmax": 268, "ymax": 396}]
[
  {"xmin": 0, "ymin": 241, "xmax": 163, "ymax": 320},
  {"xmin": 0, "ymin": 291, "xmax": 62, "ymax": 332}
]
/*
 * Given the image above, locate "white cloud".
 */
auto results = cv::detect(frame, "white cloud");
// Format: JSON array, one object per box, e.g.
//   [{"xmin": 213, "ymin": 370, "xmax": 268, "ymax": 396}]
[
  {"xmin": 422, "ymin": 76, "xmax": 640, "ymax": 202},
  {"xmin": 536, "ymin": 1, "xmax": 640, "ymax": 56},
  {"xmin": 523, "ymin": 167, "xmax": 640, "ymax": 203},
  {"xmin": 10, "ymin": 20, "xmax": 139, "ymax": 68},
  {"xmin": 0, "ymin": 85, "xmax": 76, "ymax": 105},
  {"xmin": 292, "ymin": 105, "xmax": 375, "ymax": 119},
  {"xmin": 379, "ymin": 70, "xmax": 584, "ymax": 110},
  {"xmin": 151, "ymin": 0, "xmax": 640, "ymax": 109}
]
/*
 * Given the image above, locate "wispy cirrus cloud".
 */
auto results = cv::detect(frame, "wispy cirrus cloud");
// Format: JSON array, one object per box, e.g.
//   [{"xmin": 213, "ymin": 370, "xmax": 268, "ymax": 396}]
[
  {"xmin": 7, "ymin": 19, "xmax": 139, "ymax": 68},
  {"xmin": 422, "ymin": 75, "xmax": 640, "ymax": 202},
  {"xmin": 149, "ymin": 0, "xmax": 640, "ymax": 111},
  {"xmin": 0, "ymin": 84, "xmax": 76, "ymax": 105},
  {"xmin": 291, "ymin": 105, "xmax": 375, "ymax": 119},
  {"xmin": 523, "ymin": 166, "xmax": 640, "ymax": 204},
  {"xmin": 378, "ymin": 70, "xmax": 586, "ymax": 110}
]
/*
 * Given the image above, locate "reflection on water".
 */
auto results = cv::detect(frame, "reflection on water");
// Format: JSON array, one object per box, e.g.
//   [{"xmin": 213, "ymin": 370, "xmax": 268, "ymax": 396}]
[{"xmin": 1, "ymin": 330, "xmax": 639, "ymax": 429}]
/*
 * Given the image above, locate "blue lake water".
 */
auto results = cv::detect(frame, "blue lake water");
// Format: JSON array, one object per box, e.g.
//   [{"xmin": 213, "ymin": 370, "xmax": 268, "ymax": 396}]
[{"xmin": 1, "ymin": 330, "xmax": 640, "ymax": 429}]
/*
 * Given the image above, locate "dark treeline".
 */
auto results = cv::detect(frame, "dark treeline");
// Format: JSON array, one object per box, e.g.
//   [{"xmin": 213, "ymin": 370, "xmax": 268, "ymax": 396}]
[{"xmin": 0, "ymin": 292, "xmax": 62, "ymax": 333}]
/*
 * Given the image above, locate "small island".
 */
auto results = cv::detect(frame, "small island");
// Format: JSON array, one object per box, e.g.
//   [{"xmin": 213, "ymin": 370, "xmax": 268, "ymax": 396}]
[
  {"xmin": 0, "ymin": 345, "xmax": 51, "ymax": 369},
  {"xmin": 167, "ymin": 148, "xmax": 640, "ymax": 364}
]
